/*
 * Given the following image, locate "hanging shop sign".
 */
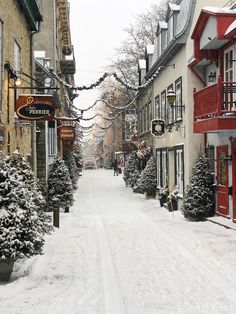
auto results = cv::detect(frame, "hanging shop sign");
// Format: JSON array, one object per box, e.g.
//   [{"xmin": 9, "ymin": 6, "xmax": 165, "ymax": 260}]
[
  {"xmin": 58, "ymin": 125, "xmax": 75, "ymax": 141},
  {"xmin": 151, "ymin": 119, "xmax": 165, "ymax": 136},
  {"xmin": 16, "ymin": 95, "xmax": 55, "ymax": 120},
  {"xmin": 0, "ymin": 124, "xmax": 5, "ymax": 144}
]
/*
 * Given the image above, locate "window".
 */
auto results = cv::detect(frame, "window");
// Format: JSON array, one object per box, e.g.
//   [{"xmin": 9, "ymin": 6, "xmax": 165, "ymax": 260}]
[
  {"xmin": 167, "ymin": 15, "xmax": 174, "ymax": 43},
  {"xmin": 155, "ymin": 95, "xmax": 160, "ymax": 118},
  {"xmin": 14, "ymin": 40, "xmax": 21, "ymax": 72},
  {"xmin": 167, "ymin": 84, "xmax": 174, "ymax": 124},
  {"xmin": 48, "ymin": 121, "xmax": 57, "ymax": 156},
  {"xmin": 156, "ymin": 151, "xmax": 161, "ymax": 187},
  {"xmin": 175, "ymin": 148, "xmax": 184, "ymax": 195},
  {"xmin": 224, "ymin": 49, "xmax": 233, "ymax": 82},
  {"xmin": 162, "ymin": 150, "xmax": 168, "ymax": 186},
  {"xmin": 205, "ymin": 146, "xmax": 215, "ymax": 173},
  {"xmin": 156, "ymin": 148, "xmax": 168, "ymax": 187},
  {"xmin": 175, "ymin": 77, "xmax": 182, "ymax": 121},
  {"xmin": 161, "ymin": 91, "xmax": 166, "ymax": 123}
]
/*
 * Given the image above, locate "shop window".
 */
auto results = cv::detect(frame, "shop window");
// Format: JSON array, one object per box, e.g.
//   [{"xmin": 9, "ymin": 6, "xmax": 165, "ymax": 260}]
[{"xmin": 48, "ymin": 121, "xmax": 57, "ymax": 156}]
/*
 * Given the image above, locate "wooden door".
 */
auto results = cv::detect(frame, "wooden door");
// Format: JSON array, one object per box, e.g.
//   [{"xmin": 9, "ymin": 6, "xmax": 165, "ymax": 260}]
[{"xmin": 216, "ymin": 145, "xmax": 229, "ymax": 217}]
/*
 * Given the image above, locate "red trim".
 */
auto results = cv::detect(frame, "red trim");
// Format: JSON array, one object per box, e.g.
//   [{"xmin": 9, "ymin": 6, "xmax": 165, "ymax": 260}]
[{"xmin": 194, "ymin": 117, "xmax": 236, "ymax": 133}]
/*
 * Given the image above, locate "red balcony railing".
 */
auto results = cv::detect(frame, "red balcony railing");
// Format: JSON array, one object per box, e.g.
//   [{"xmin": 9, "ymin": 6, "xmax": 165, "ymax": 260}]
[{"xmin": 194, "ymin": 76, "xmax": 236, "ymax": 120}]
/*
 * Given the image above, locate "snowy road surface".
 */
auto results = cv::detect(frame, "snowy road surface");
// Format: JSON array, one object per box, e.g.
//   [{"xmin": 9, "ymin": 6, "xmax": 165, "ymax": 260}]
[{"xmin": 1, "ymin": 169, "xmax": 236, "ymax": 314}]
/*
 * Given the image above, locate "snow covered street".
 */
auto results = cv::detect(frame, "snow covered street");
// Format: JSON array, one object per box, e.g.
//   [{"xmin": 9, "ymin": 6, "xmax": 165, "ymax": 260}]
[{"xmin": 1, "ymin": 169, "xmax": 236, "ymax": 314}]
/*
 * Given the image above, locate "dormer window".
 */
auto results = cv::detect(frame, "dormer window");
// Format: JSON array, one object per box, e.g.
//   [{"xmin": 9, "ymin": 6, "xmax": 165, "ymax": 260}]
[
  {"xmin": 167, "ymin": 3, "xmax": 180, "ymax": 45},
  {"xmin": 157, "ymin": 21, "xmax": 167, "ymax": 57},
  {"xmin": 167, "ymin": 14, "xmax": 174, "ymax": 43}
]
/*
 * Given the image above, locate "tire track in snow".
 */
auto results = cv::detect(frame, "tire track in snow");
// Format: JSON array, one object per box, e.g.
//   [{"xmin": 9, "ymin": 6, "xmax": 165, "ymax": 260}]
[{"xmin": 89, "ymin": 180, "xmax": 125, "ymax": 314}]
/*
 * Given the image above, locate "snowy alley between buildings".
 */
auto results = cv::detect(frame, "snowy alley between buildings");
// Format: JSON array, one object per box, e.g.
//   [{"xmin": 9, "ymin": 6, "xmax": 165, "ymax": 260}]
[{"xmin": 1, "ymin": 169, "xmax": 236, "ymax": 314}]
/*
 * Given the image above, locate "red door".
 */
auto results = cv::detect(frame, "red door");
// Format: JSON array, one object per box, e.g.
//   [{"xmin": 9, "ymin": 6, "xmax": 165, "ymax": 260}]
[
  {"xmin": 232, "ymin": 141, "xmax": 236, "ymax": 221},
  {"xmin": 216, "ymin": 145, "xmax": 229, "ymax": 217}
]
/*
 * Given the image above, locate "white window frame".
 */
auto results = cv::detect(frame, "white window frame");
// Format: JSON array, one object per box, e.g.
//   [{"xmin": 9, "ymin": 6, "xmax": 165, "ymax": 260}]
[
  {"xmin": 48, "ymin": 121, "xmax": 57, "ymax": 156},
  {"xmin": 175, "ymin": 77, "xmax": 182, "ymax": 121},
  {"xmin": 156, "ymin": 151, "xmax": 161, "ymax": 187},
  {"xmin": 14, "ymin": 40, "xmax": 21, "ymax": 72},
  {"xmin": 176, "ymin": 148, "xmax": 184, "ymax": 196},
  {"xmin": 162, "ymin": 150, "xmax": 167, "ymax": 186}
]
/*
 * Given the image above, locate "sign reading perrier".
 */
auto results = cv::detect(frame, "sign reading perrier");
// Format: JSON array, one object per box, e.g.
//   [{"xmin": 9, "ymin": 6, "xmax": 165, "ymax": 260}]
[{"xmin": 151, "ymin": 119, "xmax": 165, "ymax": 136}]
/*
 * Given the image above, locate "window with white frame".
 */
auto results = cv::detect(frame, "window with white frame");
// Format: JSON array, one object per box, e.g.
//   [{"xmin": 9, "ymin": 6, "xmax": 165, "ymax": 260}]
[
  {"xmin": 155, "ymin": 95, "xmax": 160, "ymax": 118},
  {"xmin": 175, "ymin": 148, "xmax": 184, "ymax": 195},
  {"xmin": 224, "ymin": 48, "xmax": 233, "ymax": 82},
  {"xmin": 167, "ymin": 15, "xmax": 174, "ymax": 44},
  {"xmin": 167, "ymin": 84, "xmax": 174, "ymax": 124},
  {"xmin": 161, "ymin": 91, "xmax": 166, "ymax": 123},
  {"xmin": 156, "ymin": 151, "xmax": 161, "ymax": 187},
  {"xmin": 162, "ymin": 150, "xmax": 167, "ymax": 186},
  {"xmin": 14, "ymin": 40, "xmax": 21, "ymax": 72},
  {"xmin": 175, "ymin": 77, "xmax": 182, "ymax": 121},
  {"xmin": 48, "ymin": 121, "xmax": 57, "ymax": 156}
]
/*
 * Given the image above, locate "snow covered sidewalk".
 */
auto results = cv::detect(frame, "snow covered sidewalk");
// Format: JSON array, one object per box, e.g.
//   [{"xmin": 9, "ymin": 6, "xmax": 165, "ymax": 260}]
[{"xmin": 1, "ymin": 169, "xmax": 236, "ymax": 314}]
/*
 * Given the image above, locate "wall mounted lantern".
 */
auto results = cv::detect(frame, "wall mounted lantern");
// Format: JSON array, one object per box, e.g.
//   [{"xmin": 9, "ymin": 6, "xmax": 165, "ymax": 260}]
[{"xmin": 208, "ymin": 72, "xmax": 216, "ymax": 83}]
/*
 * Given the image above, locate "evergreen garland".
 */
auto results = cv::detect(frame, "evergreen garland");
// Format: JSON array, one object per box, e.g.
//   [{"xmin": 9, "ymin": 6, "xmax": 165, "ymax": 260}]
[{"xmin": 181, "ymin": 153, "xmax": 215, "ymax": 221}]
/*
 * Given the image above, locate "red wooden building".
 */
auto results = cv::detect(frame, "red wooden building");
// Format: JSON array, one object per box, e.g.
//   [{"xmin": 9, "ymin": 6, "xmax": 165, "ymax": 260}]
[{"xmin": 190, "ymin": 7, "xmax": 236, "ymax": 222}]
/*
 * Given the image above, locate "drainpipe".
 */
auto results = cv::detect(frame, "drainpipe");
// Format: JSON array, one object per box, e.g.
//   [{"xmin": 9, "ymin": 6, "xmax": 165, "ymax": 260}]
[{"xmin": 30, "ymin": 21, "xmax": 41, "ymax": 175}]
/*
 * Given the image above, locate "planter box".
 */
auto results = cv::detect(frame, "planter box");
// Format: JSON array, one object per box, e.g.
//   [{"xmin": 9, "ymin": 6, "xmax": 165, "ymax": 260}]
[{"xmin": 0, "ymin": 259, "xmax": 14, "ymax": 282}]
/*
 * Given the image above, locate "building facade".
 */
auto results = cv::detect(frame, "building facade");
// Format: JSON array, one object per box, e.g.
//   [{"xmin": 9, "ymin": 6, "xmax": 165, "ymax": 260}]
[
  {"xmin": 137, "ymin": 0, "xmax": 227, "ymax": 208},
  {"xmin": 191, "ymin": 4, "xmax": 236, "ymax": 222}
]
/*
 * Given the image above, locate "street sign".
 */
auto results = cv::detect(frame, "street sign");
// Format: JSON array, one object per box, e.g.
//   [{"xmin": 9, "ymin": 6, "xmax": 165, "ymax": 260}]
[{"xmin": 151, "ymin": 119, "xmax": 165, "ymax": 136}]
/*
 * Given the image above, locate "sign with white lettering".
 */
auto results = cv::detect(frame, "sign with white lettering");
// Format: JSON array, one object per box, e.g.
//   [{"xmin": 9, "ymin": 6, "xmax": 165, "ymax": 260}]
[
  {"xmin": 58, "ymin": 125, "xmax": 75, "ymax": 141},
  {"xmin": 16, "ymin": 95, "xmax": 55, "ymax": 120}
]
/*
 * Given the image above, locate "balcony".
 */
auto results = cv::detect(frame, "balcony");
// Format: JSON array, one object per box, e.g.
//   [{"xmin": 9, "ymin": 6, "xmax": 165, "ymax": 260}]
[
  {"xmin": 16, "ymin": 0, "xmax": 42, "ymax": 31},
  {"xmin": 193, "ymin": 76, "xmax": 236, "ymax": 133}
]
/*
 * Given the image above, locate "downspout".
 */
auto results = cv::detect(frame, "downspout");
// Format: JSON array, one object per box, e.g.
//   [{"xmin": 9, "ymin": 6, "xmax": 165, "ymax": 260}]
[{"xmin": 30, "ymin": 21, "xmax": 41, "ymax": 175}]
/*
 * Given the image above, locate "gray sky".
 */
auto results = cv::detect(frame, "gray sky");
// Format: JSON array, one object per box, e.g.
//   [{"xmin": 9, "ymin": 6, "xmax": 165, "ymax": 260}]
[{"xmin": 69, "ymin": 0, "xmax": 159, "ymax": 110}]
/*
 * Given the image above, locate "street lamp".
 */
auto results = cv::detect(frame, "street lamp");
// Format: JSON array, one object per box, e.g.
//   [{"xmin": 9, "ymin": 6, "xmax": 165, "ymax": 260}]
[
  {"xmin": 166, "ymin": 88, "xmax": 185, "ymax": 111},
  {"xmin": 166, "ymin": 88, "xmax": 176, "ymax": 105}
]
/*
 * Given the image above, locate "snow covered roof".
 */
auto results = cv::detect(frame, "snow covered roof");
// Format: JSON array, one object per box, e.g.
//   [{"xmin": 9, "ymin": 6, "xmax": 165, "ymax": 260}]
[
  {"xmin": 146, "ymin": 45, "xmax": 154, "ymax": 55},
  {"xmin": 225, "ymin": 20, "xmax": 236, "ymax": 37},
  {"xmin": 159, "ymin": 21, "xmax": 168, "ymax": 29},
  {"xmin": 138, "ymin": 59, "xmax": 146, "ymax": 70},
  {"xmin": 202, "ymin": 6, "xmax": 236, "ymax": 14},
  {"xmin": 169, "ymin": 3, "xmax": 180, "ymax": 12}
]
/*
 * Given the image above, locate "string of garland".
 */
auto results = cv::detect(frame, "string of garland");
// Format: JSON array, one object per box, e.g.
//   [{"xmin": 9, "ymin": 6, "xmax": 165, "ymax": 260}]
[{"xmin": 49, "ymin": 68, "xmax": 159, "ymax": 92}]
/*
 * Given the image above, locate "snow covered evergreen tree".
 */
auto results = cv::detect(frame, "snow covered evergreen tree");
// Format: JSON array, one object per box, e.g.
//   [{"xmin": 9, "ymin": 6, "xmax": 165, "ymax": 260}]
[
  {"xmin": 123, "ymin": 152, "xmax": 139, "ymax": 187},
  {"xmin": 73, "ymin": 144, "xmax": 83, "ymax": 170},
  {"xmin": 181, "ymin": 153, "xmax": 214, "ymax": 221},
  {"xmin": 5, "ymin": 156, "xmax": 53, "ymax": 235},
  {"xmin": 64, "ymin": 151, "xmax": 79, "ymax": 190},
  {"xmin": 139, "ymin": 156, "xmax": 157, "ymax": 197},
  {"xmin": 0, "ymin": 155, "xmax": 46, "ymax": 260},
  {"xmin": 48, "ymin": 156, "xmax": 74, "ymax": 212}
]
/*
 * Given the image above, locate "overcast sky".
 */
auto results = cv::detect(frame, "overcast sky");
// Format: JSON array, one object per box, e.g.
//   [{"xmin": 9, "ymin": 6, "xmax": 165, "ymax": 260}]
[{"xmin": 69, "ymin": 0, "xmax": 160, "ymax": 110}]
